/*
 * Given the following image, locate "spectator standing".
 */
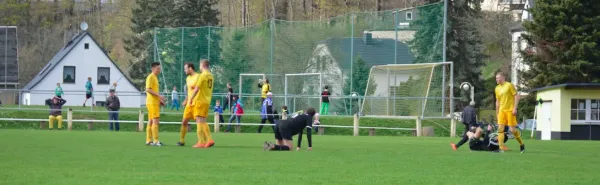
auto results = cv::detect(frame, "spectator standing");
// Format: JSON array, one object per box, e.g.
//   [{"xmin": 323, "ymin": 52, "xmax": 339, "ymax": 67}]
[
  {"xmin": 171, "ymin": 86, "xmax": 180, "ymax": 111},
  {"xmin": 320, "ymin": 85, "xmax": 330, "ymax": 115},
  {"xmin": 55, "ymin": 83, "xmax": 64, "ymax": 98},
  {"xmin": 257, "ymin": 92, "xmax": 275, "ymax": 133},
  {"xmin": 83, "ymin": 77, "xmax": 94, "ymax": 107},
  {"xmin": 227, "ymin": 96, "xmax": 244, "ymax": 132},
  {"xmin": 106, "ymin": 89, "xmax": 121, "ymax": 131},
  {"xmin": 214, "ymin": 100, "xmax": 225, "ymax": 124},
  {"xmin": 46, "ymin": 96, "xmax": 67, "ymax": 130}
]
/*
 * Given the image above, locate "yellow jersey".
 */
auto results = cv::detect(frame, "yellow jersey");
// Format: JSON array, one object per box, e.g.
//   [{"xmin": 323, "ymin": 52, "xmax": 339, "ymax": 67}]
[
  {"xmin": 186, "ymin": 72, "xmax": 199, "ymax": 99},
  {"xmin": 194, "ymin": 71, "xmax": 214, "ymax": 105},
  {"xmin": 261, "ymin": 83, "xmax": 270, "ymax": 98},
  {"xmin": 495, "ymin": 82, "xmax": 517, "ymax": 112},
  {"xmin": 145, "ymin": 73, "xmax": 160, "ymax": 105}
]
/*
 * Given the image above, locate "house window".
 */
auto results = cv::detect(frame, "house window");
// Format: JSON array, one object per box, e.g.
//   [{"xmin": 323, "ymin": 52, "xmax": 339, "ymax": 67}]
[
  {"xmin": 406, "ymin": 12, "xmax": 413, "ymax": 20},
  {"xmin": 63, "ymin": 66, "xmax": 76, "ymax": 83},
  {"xmin": 97, "ymin": 67, "xmax": 110, "ymax": 84},
  {"xmin": 592, "ymin": 100, "xmax": 600, "ymax": 120},
  {"xmin": 84, "ymin": 43, "xmax": 89, "ymax": 50}
]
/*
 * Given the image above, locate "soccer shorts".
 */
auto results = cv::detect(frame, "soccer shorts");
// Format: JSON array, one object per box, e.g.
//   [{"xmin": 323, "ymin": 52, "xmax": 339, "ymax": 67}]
[
  {"xmin": 497, "ymin": 111, "xmax": 517, "ymax": 126},
  {"xmin": 183, "ymin": 105, "xmax": 194, "ymax": 120},
  {"xmin": 86, "ymin": 93, "xmax": 92, "ymax": 99},
  {"xmin": 147, "ymin": 104, "xmax": 160, "ymax": 120},
  {"xmin": 194, "ymin": 102, "xmax": 209, "ymax": 118},
  {"xmin": 274, "ymin": 120, "xmax": 293, "ymax": 141}
]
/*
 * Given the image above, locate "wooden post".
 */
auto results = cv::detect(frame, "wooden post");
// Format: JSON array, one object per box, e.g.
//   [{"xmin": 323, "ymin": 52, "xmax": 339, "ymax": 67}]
[
  {"xmin": 188, "ymin": 124, "xmax": 192, "ymax": 132},
  {"xmin": 369, "ymin": 128, "xmax": 375, "ymax": 136},
  {"xmin": 235, "ymin": 125, "xmax": 241, "ymax": 133},
  {"xmin": 88, "ymin": 120, "xmax": 93, "ymax": 130},
  {"xmin": 416, "ymin": 117, "xmax": 422, "ymax": 137},
  {"xmin": 214, "ymin": 112, "xmax": 220, "ymax": 133},
  {"xmin": 67, "ymin": 108, "xmax": 73, "ymax": 131},
  {"xmin": 138, "ymin": 110, "xmax": 144, "ymax": 132},
  {"xmin": 318, "ymin": 127, "xmax": 325, "ymax": 135},
  {"xmin": 40, "ymin": 121, "xmax": 46, "ymax": 129},
  {"xmin": 353, "ymin": 114, "xmax": 359, "ymax": 136},
  {"xmin": 281, "ymin": 112, "xmax": 287, "ymax": 120},
  {"xmin": 450, "ymin": 117, "xmax": 457, "ymax": 137}
]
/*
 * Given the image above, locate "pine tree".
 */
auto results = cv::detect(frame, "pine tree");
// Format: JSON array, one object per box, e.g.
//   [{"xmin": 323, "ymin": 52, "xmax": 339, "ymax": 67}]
[
  {"xmin": 409, "ymin": 2, "xmax": 443, "ymax": 64},
  {"xmin": 518, "ymin": 0, "xmax": 600, "ymax": 118},
  {"xmin": 124, "ymin": 0, "xmax": 176, "ymax": 88},
  {"xmin": 222, "ymin": 31, "xmax": 252, "ymax": 92},
  {"xmin": 447, "ymin": 0, "xmax": 486, "ymax": 109},
  {"xmin": 341, "ymin": 56, "xmax": 377, "ymax": 115}
]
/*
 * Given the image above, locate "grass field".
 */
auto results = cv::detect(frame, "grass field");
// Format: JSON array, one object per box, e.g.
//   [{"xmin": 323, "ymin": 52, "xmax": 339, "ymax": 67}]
[{"xmin": 1, "ymin": 129, "xmax": 599, "ymax": 185}]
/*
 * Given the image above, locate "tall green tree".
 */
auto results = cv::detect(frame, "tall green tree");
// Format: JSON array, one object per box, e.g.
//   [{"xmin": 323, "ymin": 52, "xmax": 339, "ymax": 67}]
[
  {"xmin": 409, "ymin": 2, "xmax": 443, "ymax": 64},
  {"xmin": 222, "ymin": 31, "xmax": 253, "ymax": 92},
  {"xmin": 519, "ymin": 0, "xmax": 600, "ymax": 118},
  {"xmin": 124, "ymin": 0, "xmax": 176, "ymax": 88},
  {"xmin": 447, "ymin": 0, "xmax": 486, "ymax": 109},
  {"xmin": 341, "ymin": 56, "xmax": 377, "ymax": 115}
]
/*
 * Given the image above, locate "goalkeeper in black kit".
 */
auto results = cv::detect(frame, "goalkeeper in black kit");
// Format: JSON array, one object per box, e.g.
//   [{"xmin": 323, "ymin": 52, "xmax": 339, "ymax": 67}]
[
  {"xmin": 466, "ymin": 123, "xmax": 509, "ymax": 152},
  {"xmin": 263, "ymin": 107, "xmax": 317, "ymax": 151}
]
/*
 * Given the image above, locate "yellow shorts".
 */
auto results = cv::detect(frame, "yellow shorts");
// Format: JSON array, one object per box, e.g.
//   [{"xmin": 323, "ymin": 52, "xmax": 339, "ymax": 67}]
[
  {"xmin": 147, "ymin": 104, "xmax": 160, "ymax": 120},
  {"xmin": 497, "ymin": 111, "xmax": 517, "ymax": 126},
  {"xmin": 183, "ymin": 105, "xmax": 194, "ymax": 120},
  {"xmin": 194, "ymin": 103, "xmax": 209, "ymax": 118}
]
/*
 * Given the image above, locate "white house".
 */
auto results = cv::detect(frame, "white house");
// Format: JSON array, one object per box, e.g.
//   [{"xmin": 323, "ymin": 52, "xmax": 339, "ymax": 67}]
[
  {"xmin": 510, "ymin": 0, "xmax": 534, "ymax": 92},
  {"xmin": 481, "ymin": 0, "xmax": 527, "ymax": 21},
  {"xmin": 21, "ymin": 31, "xmax": 142, "ymax": 107}
]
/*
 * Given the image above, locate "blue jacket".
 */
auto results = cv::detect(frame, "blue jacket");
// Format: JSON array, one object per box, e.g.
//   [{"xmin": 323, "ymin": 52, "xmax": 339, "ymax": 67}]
[{"xmin": 261, "ymin": 97, "xmax": 273, "ymax": 119}]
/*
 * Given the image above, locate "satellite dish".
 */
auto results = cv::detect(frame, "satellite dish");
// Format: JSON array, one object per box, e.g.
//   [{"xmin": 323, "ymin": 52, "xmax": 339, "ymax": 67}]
[{"xmin": 80, "ymin": 22, "xmax": 88, "ymax": 31}]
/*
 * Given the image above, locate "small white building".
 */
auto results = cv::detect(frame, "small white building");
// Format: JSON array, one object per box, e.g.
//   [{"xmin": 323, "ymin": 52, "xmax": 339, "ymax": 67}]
[
  {"xmin": 21, "ymin": 32, "xmax": 142, "ymax": 107},
  {"xmin": 510, "ymin": 0, "xmax": 534, "ymax": 91}
]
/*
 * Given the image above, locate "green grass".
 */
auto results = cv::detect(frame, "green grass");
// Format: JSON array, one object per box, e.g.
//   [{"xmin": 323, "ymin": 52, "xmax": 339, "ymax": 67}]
[
  {"xmin": 1, "ymin": 130, "xmax": 599, "ymax": 185},
  {"xmin": 0, "ymin": 105, "xmax": 457, "ymax": 137}
]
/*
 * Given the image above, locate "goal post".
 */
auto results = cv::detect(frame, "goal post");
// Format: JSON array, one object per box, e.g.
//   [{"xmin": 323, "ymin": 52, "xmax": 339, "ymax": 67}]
[
  {"xmin": 361, "ymin": 62, "xmax": 453, "ymax": 118},
  {"xmin": 284, "ymin": 73, "xmax": 323, "ymax": 113}
]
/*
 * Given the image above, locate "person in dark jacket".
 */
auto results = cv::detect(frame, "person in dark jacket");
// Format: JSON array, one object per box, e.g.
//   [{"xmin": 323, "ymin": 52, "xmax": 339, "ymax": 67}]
[
  {"xmin": 105, "ymin": 89, "xmax": 121, "ymax": 131},
  {"xmin": 451, "ymin": 101, "xmax": 477, "ymax": 150},
  {"xmin": 46, "ymin": 96, "xmax": 67, "ymax": 130}
]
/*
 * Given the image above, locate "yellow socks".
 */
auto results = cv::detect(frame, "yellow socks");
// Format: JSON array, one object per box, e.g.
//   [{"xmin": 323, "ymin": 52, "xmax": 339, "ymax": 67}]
[
  {"xmin": 203, "ymin": 123, "xmax": 213, "ymax": 142},
  {"xmin": 497, "ymin": 126, "xmax": 506, "ymax": 150},
  {"xmin": 145, "ymin": 123, "xmax": 153, "ymax": 143},
  {"xmin": 197, "ymin": 123, "xmax": 206, "ymax": 144},
  {"xmin": 513, "ymin": 129, "xmax": 524, "ymax": 145},
  {"xmin": 152, "ymin": 124, "xmax": 159, "ymax": 142},
  {"xmin": 180, "ymin": 124, "xmax": 188, "ymax": 143}
]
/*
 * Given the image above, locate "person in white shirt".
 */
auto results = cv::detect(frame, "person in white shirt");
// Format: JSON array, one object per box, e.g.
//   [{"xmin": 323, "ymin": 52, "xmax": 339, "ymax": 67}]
[{"xmin": 170, "ymin": 86, "xmax": 180, "ymax": 111}]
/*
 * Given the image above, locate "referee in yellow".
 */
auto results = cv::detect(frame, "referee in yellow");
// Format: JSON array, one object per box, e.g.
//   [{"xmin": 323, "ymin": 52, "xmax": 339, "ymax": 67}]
[
  {"xmin": 145, "ymin": 62, "xmax": 165, "ymax": 146},
  {"xmin": 495, "ymin": 72, "xmax": 525, "ymax": 153},
  {"xmin": 188, "ymin": 59, "xmax": 215, "ymax": 148}
]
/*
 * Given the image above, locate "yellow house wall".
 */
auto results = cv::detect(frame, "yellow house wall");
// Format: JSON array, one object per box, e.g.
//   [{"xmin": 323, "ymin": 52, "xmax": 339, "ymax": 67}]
[
  {"xmin": 561, "ymin": 88, "xmax": 600, "ymax": 131},
  {"xmin": 536, "ymin": 89, "xmax": 562, "ymax": 131}
]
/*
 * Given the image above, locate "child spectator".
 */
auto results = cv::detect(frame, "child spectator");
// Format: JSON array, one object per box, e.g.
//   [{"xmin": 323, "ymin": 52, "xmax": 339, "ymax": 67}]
[
  {"xmin": 313, "ymin": 113, "xmax": 321, "ymax": 133},
  {"xmin": 45, "ymin": 96, "xmax": 67, "ymax": 130},
  {"xmin": 55, "ymin": 83, "xmax": 64, "ymax": 98},
  {"xmin": 171, "ymin": 86, "xmax": 180, "ymax": 111},
  {"xmin": 214, "ymin": 100, "xmax": 225, "ymax": 124},
  {"xmin": 281, "ymin": 105, "xmax": 289, "ymax": 120},
  {"xmin": 227, "ymin": 97, "xmax": 244, "ymax": 132},
  {"xmin": 320, "ymin": 85, "xmax": 330, "ymax": 115}
]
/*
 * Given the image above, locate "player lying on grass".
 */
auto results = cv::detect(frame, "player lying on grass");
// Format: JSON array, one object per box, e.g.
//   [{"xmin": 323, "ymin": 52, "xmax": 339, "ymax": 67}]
[
  {"xmin": 464, "ymin": 124, "xmax": 509, "ymax": 152},
  {"xmin": 263, "ymin": 107, "xmax": 316, "ymax": 151}
]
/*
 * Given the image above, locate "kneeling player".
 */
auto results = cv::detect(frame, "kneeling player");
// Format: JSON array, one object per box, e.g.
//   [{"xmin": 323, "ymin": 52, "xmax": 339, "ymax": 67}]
[
  {"xmin": 466, "ymin": 124, "xmax": 508, "ymax": 152},
  {"xmin": 263, "ymin": 107, "xmax": 316, "ymax": 151}
]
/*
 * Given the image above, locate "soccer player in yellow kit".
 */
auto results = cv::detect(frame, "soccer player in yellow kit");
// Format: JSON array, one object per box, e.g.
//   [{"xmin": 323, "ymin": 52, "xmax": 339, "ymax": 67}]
[
  {"xmin": 145, "ymin": 62, "xmax": 165, "ymax": 146},
  {"xmin": 188, "ymin": 59, "xmax": 215, "ymax": 148},
  {"xmin": 495, "ymin": 72, "xmax": 525, "ymax": 153},
  {"xmin": 176, "ymin": 62, "xmax": 199, "ymax": 146}
]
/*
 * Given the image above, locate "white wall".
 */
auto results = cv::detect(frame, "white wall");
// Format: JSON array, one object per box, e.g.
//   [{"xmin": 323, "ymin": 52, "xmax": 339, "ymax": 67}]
[
  {"xmin": 24, "ymin": 35, "xmax": 142, "ymax": 108},
  {"xmin": 306, "ymin": 44, "xmax": 344, "ymax": 96},
  {"xmin": 511, "ymin": 31, "xmax": 530, "ymax": 90}
]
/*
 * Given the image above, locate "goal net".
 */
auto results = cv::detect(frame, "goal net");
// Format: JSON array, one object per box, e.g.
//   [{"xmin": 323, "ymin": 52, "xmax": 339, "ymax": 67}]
[
  {"xmin": 361, "ymin": 62, "xmax": 453, "ymax": 118},
  {"xmin": 238, "ymin": 73, "xmax": 284, "ymax": 111},
  {"xmin": 284, "ymin": 73, "xmax": 323, "ymax": 113}
]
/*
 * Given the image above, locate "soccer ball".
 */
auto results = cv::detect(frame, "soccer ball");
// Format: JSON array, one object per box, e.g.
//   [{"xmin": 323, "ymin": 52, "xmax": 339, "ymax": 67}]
[{"xmin": 462, "ymin": 84, "xmax": 470, "ymax": 91}]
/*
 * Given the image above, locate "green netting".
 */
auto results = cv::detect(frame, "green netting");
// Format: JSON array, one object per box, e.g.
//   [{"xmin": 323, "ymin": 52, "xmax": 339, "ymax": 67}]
[{"xmin": 149, "ymin": 3, "xmax": 445, "ymax": 115}]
